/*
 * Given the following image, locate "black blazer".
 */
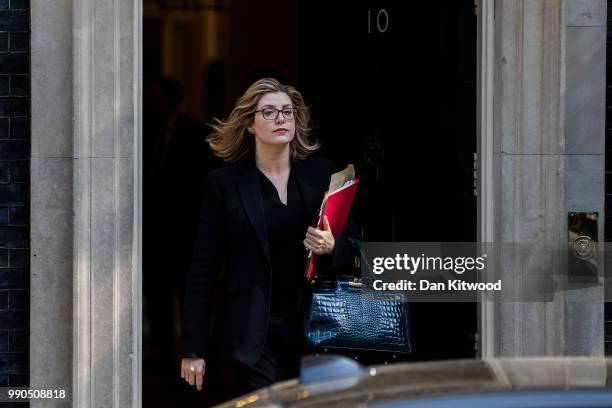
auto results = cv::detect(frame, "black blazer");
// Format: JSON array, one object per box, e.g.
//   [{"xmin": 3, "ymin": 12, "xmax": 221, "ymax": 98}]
[{"xmin": 181, "ymin": 153, "xmax": 358, "ymax": 367}]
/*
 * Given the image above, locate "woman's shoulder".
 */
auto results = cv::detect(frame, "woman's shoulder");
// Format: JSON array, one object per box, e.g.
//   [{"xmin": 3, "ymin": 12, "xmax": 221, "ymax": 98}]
[
  {"xmin": 204, "ymin": 164, "xmax": 230, "ymax": 180},
  {"xmin": 202, "ymin": 153, "xmax": 259, "ymax": 189},
  {"xmin": 205, "ymin": 154, "xmax": 249, "ymax": 177},
  {"xmin": 201, "ymin": 162, "xmax": 237, "ymax": 191}
]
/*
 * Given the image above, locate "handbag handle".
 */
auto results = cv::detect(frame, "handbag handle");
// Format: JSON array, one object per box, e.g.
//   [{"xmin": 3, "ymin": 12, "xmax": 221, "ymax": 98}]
[
  {"xmin": 324, "ymin": 238, "xmax": 372, "ymax": 288},
  {"xmin": 311, "ymin": 237, "xmax": 365, "ymax": 285},
  {"xmin": 346, "ymin": 237, "xmax": 376, "ymax": 280},
  {"xmin": 310, "ymin": 237, "xmax": 369, "ymax": 289}
]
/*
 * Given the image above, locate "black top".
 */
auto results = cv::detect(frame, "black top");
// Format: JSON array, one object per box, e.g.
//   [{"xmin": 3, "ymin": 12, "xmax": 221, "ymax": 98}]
[{"xmin": 256, "ymin": 166, "xmax": 309, "ymax": 320}]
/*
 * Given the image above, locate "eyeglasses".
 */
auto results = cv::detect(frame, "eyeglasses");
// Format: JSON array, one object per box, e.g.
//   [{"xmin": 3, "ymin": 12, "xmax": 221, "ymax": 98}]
[{"xmin": 254, "ymin": 108, "xmax": 297, "ymax": 121}]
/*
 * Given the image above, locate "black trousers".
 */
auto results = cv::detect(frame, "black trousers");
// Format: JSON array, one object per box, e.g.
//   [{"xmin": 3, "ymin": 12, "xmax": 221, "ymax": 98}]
[{"xmin": 204, "ymin": 316, "xmax": 303, "ymax": 407}]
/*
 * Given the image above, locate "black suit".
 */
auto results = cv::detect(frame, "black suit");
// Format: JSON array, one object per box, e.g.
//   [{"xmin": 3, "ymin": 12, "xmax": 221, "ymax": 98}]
[{"xmin": 181, "ymin": 152, "xmax": 357, "ymax": 368}]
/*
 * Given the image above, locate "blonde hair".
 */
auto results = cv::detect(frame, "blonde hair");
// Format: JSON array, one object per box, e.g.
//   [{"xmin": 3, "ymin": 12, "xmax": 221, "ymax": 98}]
[{"xmin": 207, "ymin": 78, "xmax": 320, "ymax": 162}]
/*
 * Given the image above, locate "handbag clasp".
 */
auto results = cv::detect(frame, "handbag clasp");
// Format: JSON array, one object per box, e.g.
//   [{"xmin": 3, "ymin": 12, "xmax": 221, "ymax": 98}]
[{"xmin": 348, "ymin": 278, "xmax": 363, "ymax": 288}]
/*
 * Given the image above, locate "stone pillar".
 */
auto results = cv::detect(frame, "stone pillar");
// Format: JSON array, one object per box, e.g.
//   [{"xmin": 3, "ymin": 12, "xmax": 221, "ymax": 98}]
[
  {"xmin": 31, "ymin": 0, "xmax": 141, "ymax": 406},
  {"xmin": 562, "ymin": 0, "xmax": 606, "ymax": 356},
  {"xmin": 72, "ymin": 0, "xmax": 140, "ymax": 404},
  {"xmin": 485, "ymin": 0, "xmax": 605, "ymax": 357},
  {"xmin": 31, "ymin": 0, "xmax": 74, "ymax": 406}
]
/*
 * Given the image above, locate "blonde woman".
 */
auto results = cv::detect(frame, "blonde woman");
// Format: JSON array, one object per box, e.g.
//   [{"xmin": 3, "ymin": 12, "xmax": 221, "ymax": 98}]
[{"xmin": 180, "ymin": 78, "xmax": 357, "ymax": 404}]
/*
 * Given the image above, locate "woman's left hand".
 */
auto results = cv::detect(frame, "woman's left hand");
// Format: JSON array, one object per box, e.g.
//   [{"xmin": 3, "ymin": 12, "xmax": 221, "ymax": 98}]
[{"xmin": 304, "ymin": 216, "xmax": 335, "ymax": 255}]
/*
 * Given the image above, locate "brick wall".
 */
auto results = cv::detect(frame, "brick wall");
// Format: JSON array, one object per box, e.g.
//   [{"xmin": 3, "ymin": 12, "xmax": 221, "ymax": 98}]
[{"xmin": 0, "ymin": 0, "xmax": 30, "ymax": 394}]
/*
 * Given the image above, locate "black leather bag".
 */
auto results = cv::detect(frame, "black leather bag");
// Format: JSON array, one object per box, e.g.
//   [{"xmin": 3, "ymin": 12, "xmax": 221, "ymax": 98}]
[{"xmin": 303, "ymin": 239, "xmax": 412, "ymax": 354}]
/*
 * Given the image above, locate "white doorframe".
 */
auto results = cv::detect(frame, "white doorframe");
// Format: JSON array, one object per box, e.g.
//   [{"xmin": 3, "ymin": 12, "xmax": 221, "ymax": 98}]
[
  {"xmin": 476, "ymin": 0, "xmax": 496, "ymax": 358},
  {"xmin": 133, "ymin": 0, "xmax": 143, "ymax": 405}
]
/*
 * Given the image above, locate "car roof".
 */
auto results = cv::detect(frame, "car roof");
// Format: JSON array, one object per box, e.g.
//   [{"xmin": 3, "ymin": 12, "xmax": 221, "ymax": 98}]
[{"xmin": 216, "ymin": 356, "xmax": 612, "ymax": 408}]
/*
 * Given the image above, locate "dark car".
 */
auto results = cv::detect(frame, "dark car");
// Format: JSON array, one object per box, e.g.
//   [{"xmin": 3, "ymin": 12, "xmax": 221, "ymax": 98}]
[{"xmin": 213, "ymin": 354, "xmax": 612, "ymax": 407}]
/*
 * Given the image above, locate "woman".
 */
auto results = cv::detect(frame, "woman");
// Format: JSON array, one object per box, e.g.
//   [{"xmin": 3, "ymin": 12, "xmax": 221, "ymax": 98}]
[{"xmin": 180, "ymin": 78, "xmax": 357, "ymax": 404}]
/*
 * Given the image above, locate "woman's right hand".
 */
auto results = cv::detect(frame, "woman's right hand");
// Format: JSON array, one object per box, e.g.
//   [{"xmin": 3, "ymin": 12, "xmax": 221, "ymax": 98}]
[{"xmin": 181, "ymin": 357, "xmax": 206, "ymax": 391}]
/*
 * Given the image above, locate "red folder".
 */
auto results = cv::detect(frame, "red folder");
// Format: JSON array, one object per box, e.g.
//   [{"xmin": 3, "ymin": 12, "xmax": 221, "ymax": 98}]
[{"xmin": 304, "ymin": 178, "xmax": 359, "ymax": 281}]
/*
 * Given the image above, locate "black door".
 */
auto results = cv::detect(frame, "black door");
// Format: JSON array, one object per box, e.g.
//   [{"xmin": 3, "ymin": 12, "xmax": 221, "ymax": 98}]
[{"xmin": 298, "ymin": 0, "xmax": 478, "ymax": 361}]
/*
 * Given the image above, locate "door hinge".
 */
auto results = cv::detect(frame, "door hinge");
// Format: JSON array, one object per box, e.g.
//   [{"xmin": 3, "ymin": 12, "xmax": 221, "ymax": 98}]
[
  {"xmin": 473, "ymin": 152, "xmax": 478, "ymax": 197},
  {"xmin": 470, "ymin": 332, "xmax": 479, "ymax": 354}
]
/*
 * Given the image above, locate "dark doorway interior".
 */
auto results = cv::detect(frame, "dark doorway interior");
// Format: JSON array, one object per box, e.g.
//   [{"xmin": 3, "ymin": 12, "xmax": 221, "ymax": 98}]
[
  {"xmin": 142, "ymin": 0, "xmax": 477, "ymax": 405},
  {"xmin": 298, "ymin": 0, "xmax": 478, "ymax": 361}
]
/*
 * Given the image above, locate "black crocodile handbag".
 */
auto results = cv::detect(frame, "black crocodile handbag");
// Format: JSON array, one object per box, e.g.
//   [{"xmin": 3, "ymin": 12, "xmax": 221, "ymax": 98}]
[{"xmin": 303, "ymin": 240, "xmax": 412, "ymax": 354}]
